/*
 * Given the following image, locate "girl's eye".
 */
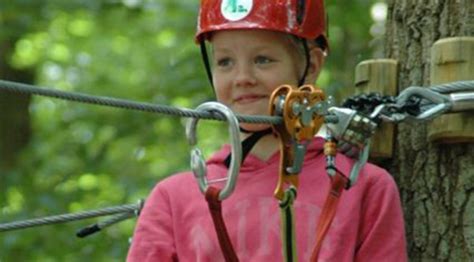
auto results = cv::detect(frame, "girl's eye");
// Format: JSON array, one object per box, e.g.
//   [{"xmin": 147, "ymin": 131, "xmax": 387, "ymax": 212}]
[
  {"xmin": 255, "ymin": 56, "xmax": 274, "ymax": 64},
  {"xmin": 216, "ymin": 57, "xmax": 232, "ymax": 68}
]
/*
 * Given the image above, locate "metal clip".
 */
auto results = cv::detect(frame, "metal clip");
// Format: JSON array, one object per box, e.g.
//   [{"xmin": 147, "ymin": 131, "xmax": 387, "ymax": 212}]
[
  {"xmin": 325, "ymin": 134, "xmax": 370, "ymax": 188},
  {"xmin": 325, "ymin": 107, "xmax": 375, "ymax": 187},
  {"xmin": 326, "ymin": 107, "xmax": 377, "ymax": 150},
  {"xmin": 269, "ymin": 84, "xmax": 326, "ymax": 200},
  {"xmin": 186, "ymin": 102, "xmax": 242, "ymax": 200}
]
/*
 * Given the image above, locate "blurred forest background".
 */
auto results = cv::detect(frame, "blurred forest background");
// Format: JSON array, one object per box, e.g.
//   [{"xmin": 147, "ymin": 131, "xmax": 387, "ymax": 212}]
[{"xmin": 0, "ymin": 0, "xmax": 387, "ymax": 261}]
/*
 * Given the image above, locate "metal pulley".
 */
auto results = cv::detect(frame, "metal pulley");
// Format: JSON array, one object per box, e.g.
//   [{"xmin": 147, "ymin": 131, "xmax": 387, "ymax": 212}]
[
  {"xmin": 268, "ymin": 84, "xmax": 326, "ymax": 200},
  {"xmin": 326, "ymin": 107, "xmax": 378, "ymax": 150}
]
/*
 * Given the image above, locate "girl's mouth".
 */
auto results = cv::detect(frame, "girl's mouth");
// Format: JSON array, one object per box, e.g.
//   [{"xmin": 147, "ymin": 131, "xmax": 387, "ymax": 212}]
[{"xmin": 233, "ymin": 94, "xmax": 267, "ymax": 104}]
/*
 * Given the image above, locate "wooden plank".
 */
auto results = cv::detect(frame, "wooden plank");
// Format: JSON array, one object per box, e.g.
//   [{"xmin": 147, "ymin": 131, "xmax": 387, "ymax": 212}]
[
  {"xmin": 428, "ymin": 37, "xmax": 474, "ymax": 143},
  {"xmin": 354, "ymin": 59, "xmax": 398, "ymax": 159}
]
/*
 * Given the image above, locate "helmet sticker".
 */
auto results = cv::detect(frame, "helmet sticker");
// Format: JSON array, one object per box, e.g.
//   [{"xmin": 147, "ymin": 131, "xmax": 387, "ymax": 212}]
[{"xmin": 220, "ymin": 0, "xmax": 253, "ymax": 21}]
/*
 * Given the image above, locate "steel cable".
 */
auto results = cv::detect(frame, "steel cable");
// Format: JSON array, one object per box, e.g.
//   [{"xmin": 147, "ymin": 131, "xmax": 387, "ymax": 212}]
[
  {"xmin": 428, "ymin": 81, "xmax": 474, "ymax": 93},
  {"xmin": 0, "ymin": 202, "xmax": 142, "ymax": 232},
  {"xmin": 76, "ymin": 212, "xmax": 136, "ymax": 238},
  {"xmin": 0, "ymin": 79, "xmax": 282, "ymax": 125}
]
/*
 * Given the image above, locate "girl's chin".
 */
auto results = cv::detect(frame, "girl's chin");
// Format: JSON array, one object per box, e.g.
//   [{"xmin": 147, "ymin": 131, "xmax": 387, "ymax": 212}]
[
  {"xmin": 231, "ymin": 107, "xmax": 269, "ymax": 117},
  {"xmin": 239, "ymin": 123, "xmax": 272, "ymax": 133}
]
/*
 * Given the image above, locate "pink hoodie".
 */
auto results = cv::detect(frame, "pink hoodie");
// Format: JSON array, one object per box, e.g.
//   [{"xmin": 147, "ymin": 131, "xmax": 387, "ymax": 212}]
[{"xmin": 127, "ymin": 137, "xmax": 407, "ymax": 261}]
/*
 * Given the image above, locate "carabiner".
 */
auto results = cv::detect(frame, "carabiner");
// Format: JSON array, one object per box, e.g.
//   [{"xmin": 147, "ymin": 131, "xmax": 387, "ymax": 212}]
[
  {"xmin": 324, "ymin": 132, "xmax": 370, "ymax": 188},
  {"xmin": 186, "ymin": 102, "xmax": 242, "ymax": 201},
  {"xmin": 269, "ymin": 84, "xmax": 326, "ymax": 200}
]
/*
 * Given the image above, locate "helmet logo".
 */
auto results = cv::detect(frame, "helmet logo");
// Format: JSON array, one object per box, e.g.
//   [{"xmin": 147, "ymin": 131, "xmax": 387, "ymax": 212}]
[{"xmin": 221, "ymin": 0, "xmax": 253, "ymax": 21}]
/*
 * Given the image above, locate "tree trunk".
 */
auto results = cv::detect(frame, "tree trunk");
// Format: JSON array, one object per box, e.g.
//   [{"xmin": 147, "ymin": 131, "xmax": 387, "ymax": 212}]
[{"xmin": 384, "ymin": 0, "xmax": 474, "ymax": 260}]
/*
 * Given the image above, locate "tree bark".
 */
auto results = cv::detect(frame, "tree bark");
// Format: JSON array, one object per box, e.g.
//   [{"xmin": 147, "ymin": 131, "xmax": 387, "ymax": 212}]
[{"xmin": 384, "ymin": 0, "xmax": 474, "ymax": 260}]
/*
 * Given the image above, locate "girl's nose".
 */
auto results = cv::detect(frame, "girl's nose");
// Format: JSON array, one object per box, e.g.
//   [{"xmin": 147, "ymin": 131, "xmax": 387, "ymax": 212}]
[{"xmin": 234, "ymin": 63, "xmax": 257, "ymax": 87}]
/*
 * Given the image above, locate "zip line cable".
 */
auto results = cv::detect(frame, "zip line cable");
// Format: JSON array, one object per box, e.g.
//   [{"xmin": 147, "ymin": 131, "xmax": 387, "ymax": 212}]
[
  {"xmin": 428, "ymin": 81, "xmax": 474, "ymax": 94},
  {"xmin": 1, "ymin": 79, "xmax": 472, "ymax": 126},
  {"xmin": 76, "ymin": 211, "xmax": 136, "ymax": 238},
  {"xmin": 0, "ymin": 201, "xmax": 143, "ymax": 233},
  {"xmin": 0, "ymin": 79, "xmax": 282, "ymax": 125}
]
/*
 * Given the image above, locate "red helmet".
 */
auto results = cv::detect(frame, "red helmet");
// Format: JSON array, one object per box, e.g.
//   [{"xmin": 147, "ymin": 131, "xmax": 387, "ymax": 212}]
[{"xmin": 196, "ymin": 0, "xmax": 327, "ymax": 44}]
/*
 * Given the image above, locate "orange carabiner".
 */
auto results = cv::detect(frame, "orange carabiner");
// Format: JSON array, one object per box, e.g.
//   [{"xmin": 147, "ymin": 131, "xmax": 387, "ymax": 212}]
[
  {"xmin": 269, "ymin": 84, "xmax": 327, "ymax": 200},
  {"xmin": 269, "ymin": 85, "xmax": 296, "ymax": 201}
]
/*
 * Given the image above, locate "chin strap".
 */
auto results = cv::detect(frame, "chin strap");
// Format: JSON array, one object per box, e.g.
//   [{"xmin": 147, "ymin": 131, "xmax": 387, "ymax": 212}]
[
  {"xmin": 298, "ymin": 39, "xmax": 310, "ymax": 86},
  {"xmin": 200, "ymin": 40, "xmax": 215, "ymax": 91},
  {"xmin": 223, "ymin": 127, "xmax": 273, "ymax": 168}
]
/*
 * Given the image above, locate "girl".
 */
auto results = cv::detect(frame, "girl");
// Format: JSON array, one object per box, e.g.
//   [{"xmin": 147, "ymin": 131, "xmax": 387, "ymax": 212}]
[{"xmin": 127, "ymin": 1, "xmax": 407, "ymax": 261}]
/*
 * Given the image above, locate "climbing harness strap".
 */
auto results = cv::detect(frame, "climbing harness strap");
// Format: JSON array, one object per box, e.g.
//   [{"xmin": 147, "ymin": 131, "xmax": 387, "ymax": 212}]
[
  {"xmin": 310, "ymin": 171, "xmax": 348, "ymax": 261},
  {"xmin": 279, "ymin": 186, "xmax": 298, "ymax": 262},
  {"xmin": 205, "ymin": 187, "xmax": 239, "ymax": 262}
]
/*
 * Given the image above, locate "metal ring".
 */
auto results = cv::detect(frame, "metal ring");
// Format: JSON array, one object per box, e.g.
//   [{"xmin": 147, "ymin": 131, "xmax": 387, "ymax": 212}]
[{"xmin": 185, "ymin": 102, "xmax": 242, "ymax": 200}]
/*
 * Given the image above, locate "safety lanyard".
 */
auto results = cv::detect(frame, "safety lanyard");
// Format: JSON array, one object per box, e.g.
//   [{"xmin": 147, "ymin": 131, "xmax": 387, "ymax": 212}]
[
  {"xmin": 310, "ymin": 171, "xmax": 348, "ymax": 261},
  {"xmin": 205, "ymin": 186, "xmax": 239, "ymax": 262},
  {"xmin": 310, "ymin": 134, "xmax": 370, "ymax": 261},
  {"xmin": 310, "ymin": 138, "xmax": 349, "ymax": 261},
  {"xmin": 269, "ymin": 84, "xmax": 326, "ymax": 262},
  {"xmin": 186, "ymin": 102, "xmax": 242, "ymax": 262}
]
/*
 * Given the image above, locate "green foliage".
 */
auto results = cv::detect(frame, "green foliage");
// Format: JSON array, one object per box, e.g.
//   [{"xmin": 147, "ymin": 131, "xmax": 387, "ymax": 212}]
[{"xmin": 0, "ymin": 0, "xmax": 382, "ymax": 260}]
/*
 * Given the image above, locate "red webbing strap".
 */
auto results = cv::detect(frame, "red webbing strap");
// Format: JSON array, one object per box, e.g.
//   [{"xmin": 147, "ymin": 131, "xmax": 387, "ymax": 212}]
[
  {"xmin": 310, "ymin": 171, "xmax": 349, "ymax": 261},
  {"xmin": 205, "ymin": 186, "xmax": 239, "ymax": 262}
]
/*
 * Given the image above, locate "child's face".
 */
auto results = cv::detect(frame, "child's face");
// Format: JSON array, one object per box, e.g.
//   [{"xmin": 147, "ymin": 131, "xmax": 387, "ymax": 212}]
[{"xmin": 210, "ymin": 30, "xmax": 306, "ymax": 129}]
